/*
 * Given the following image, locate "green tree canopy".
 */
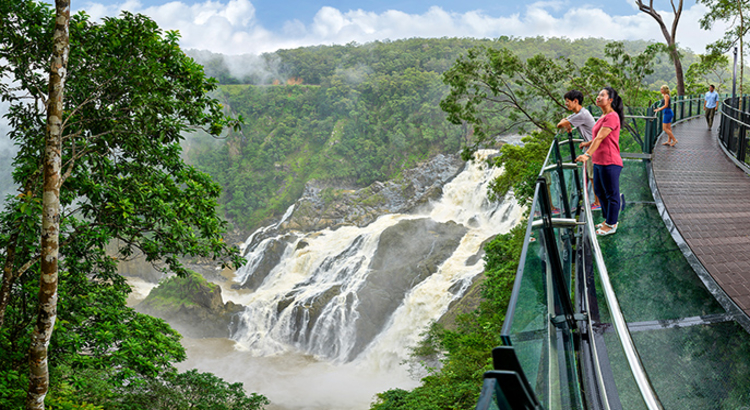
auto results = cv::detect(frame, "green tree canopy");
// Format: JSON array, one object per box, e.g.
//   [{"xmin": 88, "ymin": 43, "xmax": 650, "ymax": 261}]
[
  {"xmin": 0, "ymin": 2, "xmax": 263, "ymax": 408},
  {"xmin": 440, "ymin": 41, "xmax": 660, "ymax": 204}
]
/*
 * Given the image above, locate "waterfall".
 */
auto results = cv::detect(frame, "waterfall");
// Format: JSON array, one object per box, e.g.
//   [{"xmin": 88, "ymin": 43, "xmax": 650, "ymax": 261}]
[{"xmin": 229, "ymin": 150, "xmax": 522, "ymax": 368}]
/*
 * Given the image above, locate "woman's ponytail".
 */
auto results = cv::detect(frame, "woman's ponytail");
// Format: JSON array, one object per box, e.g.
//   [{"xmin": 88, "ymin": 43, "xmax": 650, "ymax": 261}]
[{"xmin": 604, "ymin": 86, "xmax": 625, "ymax": 125}]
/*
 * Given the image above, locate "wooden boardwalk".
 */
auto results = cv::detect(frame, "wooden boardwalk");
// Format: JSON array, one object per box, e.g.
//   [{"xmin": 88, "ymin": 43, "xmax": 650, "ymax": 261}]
[{"xmin": 652, "ymin": 116, "xmax": 750, "ymax": 320}]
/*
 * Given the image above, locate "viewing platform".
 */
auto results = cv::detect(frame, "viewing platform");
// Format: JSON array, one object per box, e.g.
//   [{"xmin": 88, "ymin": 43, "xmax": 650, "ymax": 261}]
[
  {"xmin": 653, "ymin": 116, "xmax": 750, "ymax": 323},
  {"xmin": 476, "ymin": 96, "xmax": 750, "ymax": 410}
]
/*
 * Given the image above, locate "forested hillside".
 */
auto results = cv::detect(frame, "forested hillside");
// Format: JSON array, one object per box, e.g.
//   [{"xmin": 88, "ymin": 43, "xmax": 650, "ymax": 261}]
[{"xmin": 185, "ymin": 37, "xmax": 698, "ymax": 233}]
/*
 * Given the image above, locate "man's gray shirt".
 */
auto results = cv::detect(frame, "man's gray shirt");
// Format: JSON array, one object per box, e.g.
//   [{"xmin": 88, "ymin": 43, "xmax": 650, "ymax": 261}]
[{"xmin": 567, "ymin": 107, "xmax": 595, "ymax": 141}]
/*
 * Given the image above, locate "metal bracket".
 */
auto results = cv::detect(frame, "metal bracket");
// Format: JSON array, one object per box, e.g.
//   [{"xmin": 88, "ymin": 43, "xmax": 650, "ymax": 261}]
[
  {"xmin": 551, "ymin": 313, "xmax": 588, "ymax": 327},
  {"xmin": 543, "ymin": 162, "xmax": 579, "ymax": 172},
  {"xmin": 532, "ymin": 218, "xmax": 584, "ymax": 229}
]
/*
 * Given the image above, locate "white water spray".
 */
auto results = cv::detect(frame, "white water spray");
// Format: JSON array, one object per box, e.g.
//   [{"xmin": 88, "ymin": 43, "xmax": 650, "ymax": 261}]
[{"xmin": 229, "ymin": 151, "xmax": 521, "ymax": 365}]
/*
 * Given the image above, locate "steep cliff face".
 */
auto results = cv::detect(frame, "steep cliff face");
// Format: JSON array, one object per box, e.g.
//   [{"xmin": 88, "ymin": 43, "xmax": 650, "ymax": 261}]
[
  {"xmin": 281, "ymin": 153, "xmax": 465, "ymax": 233},
  {"xmin": 226, "ymin": 150, "xmax": 523, "ymax": 363},
  {"xmin": 234, "ymin": 153, "xmax": 465, "ymax": 291},
  {"xmin": 348, "ymin": 218, "xmax": 467, "ymax": 360}
]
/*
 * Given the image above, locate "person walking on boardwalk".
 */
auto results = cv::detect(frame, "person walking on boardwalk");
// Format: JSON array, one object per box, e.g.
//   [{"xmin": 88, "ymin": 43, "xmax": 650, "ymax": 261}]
[
  {"xmin": 574, "ymin": 87, "xmax": 624, "ymax": 236},
  {"xmin": 655, "ymin": 85, "xmax": 677, "ymax": 147},
  {"xmin": 557, "ymin": 89, "xmax": 600, "ymax": 209},
  {"xmin": 704, "ymin": 84, "xmax": 719, "ymax": 129}
]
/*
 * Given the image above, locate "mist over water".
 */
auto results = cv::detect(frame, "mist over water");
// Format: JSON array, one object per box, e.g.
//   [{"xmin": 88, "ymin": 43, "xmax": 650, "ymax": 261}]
[
  {"xmin": 171, "ymin": 150, "xmax": 521, "ymax": 410},
  {"xmin": 176, "ymin": 337, "xmax": 419, "ymax": 410}
]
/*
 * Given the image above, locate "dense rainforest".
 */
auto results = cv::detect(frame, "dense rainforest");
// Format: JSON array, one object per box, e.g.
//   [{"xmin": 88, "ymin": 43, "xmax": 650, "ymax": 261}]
[
  {"xmin": 0, "ymin": 0, "xmax": 734, "ymax": 408},
  {"xmin": 183, "ymin": 37, "xmax": 706, "ymax": 234},
  {"xmin": 0, "ymin": 2, "xmax": 265, "ymax": 409}
]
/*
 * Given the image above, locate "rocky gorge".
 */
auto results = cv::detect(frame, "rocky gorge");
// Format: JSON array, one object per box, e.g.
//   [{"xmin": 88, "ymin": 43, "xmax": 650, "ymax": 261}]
[{"xmin": 131, "ymin": 152, "xmax": 471, "ymax": 340}]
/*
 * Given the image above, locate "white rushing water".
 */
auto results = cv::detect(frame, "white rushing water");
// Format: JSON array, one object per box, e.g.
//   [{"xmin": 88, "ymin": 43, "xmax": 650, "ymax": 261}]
[{"xmin": 181, "ymin": 151, "xmax": 523, "ymax": 410}]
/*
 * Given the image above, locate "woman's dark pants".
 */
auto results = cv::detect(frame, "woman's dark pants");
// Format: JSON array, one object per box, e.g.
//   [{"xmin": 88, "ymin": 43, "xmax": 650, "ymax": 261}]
[{"xmin": 593, "ymin": 164, "xmax": 623, "ymax": 226}]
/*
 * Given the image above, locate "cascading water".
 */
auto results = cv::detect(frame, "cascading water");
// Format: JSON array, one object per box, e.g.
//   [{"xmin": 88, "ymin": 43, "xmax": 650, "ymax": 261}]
[{"xmin": 229, "ymin": 150, "xmax": 522, "ymax": 370}]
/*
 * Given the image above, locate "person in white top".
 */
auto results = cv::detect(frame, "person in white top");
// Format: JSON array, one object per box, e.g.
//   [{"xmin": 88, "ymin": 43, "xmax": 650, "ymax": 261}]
[{"xmin": 558, "ymin": 90, "xmax": 599, "ymax": 209}]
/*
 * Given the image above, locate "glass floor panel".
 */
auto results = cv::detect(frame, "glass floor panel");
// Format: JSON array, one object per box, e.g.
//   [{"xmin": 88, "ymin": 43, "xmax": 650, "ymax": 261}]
[
  {"xmin": 619, "ymin": 158, "xmax": 653, "ymax": 203},
  {"xmin": 604, "ymin": 322, "xmax": 750, "ymax": 409},
  {"xmin": 595, "ymin": 202, "xmax": 724, "ymax": 323}
]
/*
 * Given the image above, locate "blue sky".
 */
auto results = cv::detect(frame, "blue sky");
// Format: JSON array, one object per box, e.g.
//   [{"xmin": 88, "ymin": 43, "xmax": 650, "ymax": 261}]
[{"xmin": 42, "ymin": 0, "xmax": 723, "ymax": 55}]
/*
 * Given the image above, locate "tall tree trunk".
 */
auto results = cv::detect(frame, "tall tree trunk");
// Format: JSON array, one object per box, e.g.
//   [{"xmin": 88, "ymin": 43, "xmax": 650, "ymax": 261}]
[
  {"xmin": 669, "ymin": 43, "xmax": 686, "ymax": 96},
  {"xmin": 740, "ymin": 0, "xmax": 745, "ymax": 97},
  {"xmin": 0, "ymin": 229, "xmax": 20, "ymax": 329},
  {"xmin": 26, "ymin": 1, "xmax": 69, "ymax": 409},
  {"xmin": 637, "ymin": 0, "xmax": 686, "ymax": 95}
]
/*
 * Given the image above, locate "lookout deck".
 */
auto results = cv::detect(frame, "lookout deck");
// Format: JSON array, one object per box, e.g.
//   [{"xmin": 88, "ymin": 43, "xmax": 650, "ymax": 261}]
[{"xmin": 653, "ymin": 116, "xmax": 750, "ymax": 324}]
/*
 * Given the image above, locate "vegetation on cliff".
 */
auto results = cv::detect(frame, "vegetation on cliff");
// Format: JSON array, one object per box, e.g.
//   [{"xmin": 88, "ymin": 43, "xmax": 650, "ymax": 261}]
[
  {"xmin": 138, "ymin": 271, "xmax": 244, "ymax": 338},
  {"xmin": 184, "ymin": 37, "xmax": 711, "ymax": 232}
]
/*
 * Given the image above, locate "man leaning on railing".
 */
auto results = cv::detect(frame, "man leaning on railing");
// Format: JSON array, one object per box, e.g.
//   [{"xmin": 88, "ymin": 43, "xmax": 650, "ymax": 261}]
[
  {"xmin": 704, "ymin": 85, "xmax": 719, "ymax": 129},
  {"xmin": 558, "ymin": 89, "xmax": 600, "ymax": 209}
]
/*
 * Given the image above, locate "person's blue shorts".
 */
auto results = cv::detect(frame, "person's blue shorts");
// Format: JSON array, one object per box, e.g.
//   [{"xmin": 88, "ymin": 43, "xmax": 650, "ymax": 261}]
[{"xmin": 662, "ymin": 108, "xmax": 673, "ymax": 124}]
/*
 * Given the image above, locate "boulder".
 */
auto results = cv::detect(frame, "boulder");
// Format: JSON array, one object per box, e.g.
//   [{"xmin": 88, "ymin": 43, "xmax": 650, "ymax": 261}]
[
  {"xmin": 137, "ymin": 272, "xmax": 244, "ymax": 338},
  {"xmin": 347, "ymin": 217, "xmax": 467, "ymax": 360}
]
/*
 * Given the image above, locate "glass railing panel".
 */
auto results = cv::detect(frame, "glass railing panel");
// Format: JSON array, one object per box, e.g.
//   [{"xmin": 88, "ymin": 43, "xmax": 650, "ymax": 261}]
[
  {"xmin": 555, "ymin": 327, "xmax": 583, "ymax": 409},
  {"xmin": 503, "ymin": 226, "xmax": 582, "ymax": 408},
  {"xmin": 475, "ymin": 378, "xmax": 504, "ymax": 410},
  {"xmin": 729, "ymin": 115, "xmax": 740, "ymax": 154},
  {"xmin": 545, "ymin": 170, "xmax": 564, "ymax": 217},
  {"xmin": 504, "ymin": 222, "xmax": 547, "ymax": 393},
  {"xmin": 542, "ymin": 169, "xmax": 566, "ymax": 268},
  {"xmin": 563, "ymin": 167, "xmax": 580, "ymax": 216}
]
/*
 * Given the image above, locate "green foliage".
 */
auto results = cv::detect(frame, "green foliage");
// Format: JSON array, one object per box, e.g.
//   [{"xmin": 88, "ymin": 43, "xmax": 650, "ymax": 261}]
[
  {"xmin": 440, "ymin": 43, "xmax": 563, "ymax": 147},
  {"xmin": 489, "ymin": 131, "xmax": 554, "ymax": 206},
  {"xmin": 0, "ymin": 1, "xmax": 263, "ymax": 408},
  {"xmin": 573, "ymin": 41, "xmax": 661, "ymax": 108},
  {"xmin": 698, "ymin": 0, "xmax": 750, "ymax": 94},
  {"xmin": 102, "ymin": 369, "xmax": 269, "ymax": 410},
  {"xmin": 371, "ymin": 225, "xmax": 525, "ymax": 410},
  {"xmin": 144, "ymin": 270, "xmax": 216, "ymax": 309},
  {"xmin": 685, "ymin": 53, "xmax": 732, "ymax": 94},
  {"xmin": 699, "ymin": 0, "xmax": 750, "ymax": 56},
  {"xmin": 41, "ymin": 365, "xmax": 269, "ymax": 410},
  {"xmin": 185, "ymin": 37, "xmax": 692, "ymax": 232},
  {"xmin": 188, "ymin": 51, "xmax": 467, "ymax": 229}
]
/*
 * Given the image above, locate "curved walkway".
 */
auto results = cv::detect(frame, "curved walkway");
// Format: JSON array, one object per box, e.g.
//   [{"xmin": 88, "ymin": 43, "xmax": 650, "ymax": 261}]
[{"xmin": 652, "ymin": 116, "xmax": 750, "ymax": 322}]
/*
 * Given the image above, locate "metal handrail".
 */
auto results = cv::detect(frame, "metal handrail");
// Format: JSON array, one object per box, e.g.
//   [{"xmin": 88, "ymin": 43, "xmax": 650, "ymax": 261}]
[
  {"xmin": 580, "ymin": 164, "xmax": 663, "ymax": 410},
  {"xmin": 499, "ymin": 124, "xmax": 665, "ymax": 409},
  {"xmin": 720, "ymin": 102, "xmax": 750, "ymax": 129}
]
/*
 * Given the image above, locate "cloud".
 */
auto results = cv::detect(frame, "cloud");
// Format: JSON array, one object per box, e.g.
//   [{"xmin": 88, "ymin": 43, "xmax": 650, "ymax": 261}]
[{"xmin": 74, "ymin": 0, "xmax": 726, "ymax": 55}]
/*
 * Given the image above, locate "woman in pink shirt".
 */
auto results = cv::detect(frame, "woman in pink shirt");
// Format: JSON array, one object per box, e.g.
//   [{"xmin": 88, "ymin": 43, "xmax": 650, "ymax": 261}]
[{"xmin": 575, "ymin": 87, "xmax": 624, "ymax": 236}]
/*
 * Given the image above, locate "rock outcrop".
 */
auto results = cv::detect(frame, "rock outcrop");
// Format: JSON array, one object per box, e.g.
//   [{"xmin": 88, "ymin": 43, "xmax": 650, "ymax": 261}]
[
  {"xmin": 136, "ymin": 272, "xmax": 243, "ymax": 338},
  {"xmin": 348, "ymin": 217, "xmax": 468, "ymax": 360},
  {"xmin": 233, "ymin": 153, "xmax": 465, "ymax": 290}
]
